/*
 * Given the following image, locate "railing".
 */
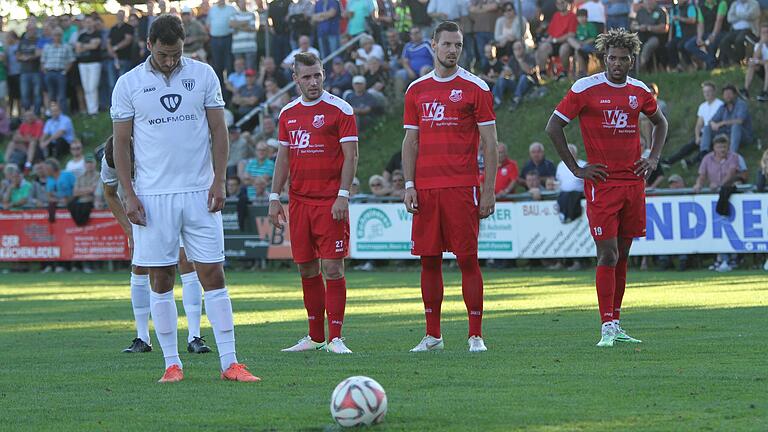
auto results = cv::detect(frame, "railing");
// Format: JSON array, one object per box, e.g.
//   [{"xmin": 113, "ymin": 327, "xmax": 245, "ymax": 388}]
[{"xmin": 235, "ymin": 32, "xmax": 371, "ymax": 128}]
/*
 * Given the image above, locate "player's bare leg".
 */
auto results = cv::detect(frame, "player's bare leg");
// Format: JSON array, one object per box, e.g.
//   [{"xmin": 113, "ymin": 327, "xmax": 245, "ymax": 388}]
[
  {"xmin": 595, "ymin": 238, "xmax": 619, "ymax": 347},
  {"xmin": 613, "ymin": 237, "xmax": 642, "ymax": 343},
  {"xmin": 124, "ymin": 265, "xmax": 152, "ymax": 353},
  {"xmin": 149, "ymin": 266, "xmax": 184, "ymax": 382},
  {"xmin": 178, "ymin": 248, "xmax": 210, "ymax": 354},
  {"xmin": 283, "ymin": 259, "xmax": 328, "ymax": 352},
  {"xmin": 196, "ymin": 262, "xmax": 259, "ymax": 381},
  {"xmin": 411, "ymin": 256, "xmax": 445, "ymax": 353}
]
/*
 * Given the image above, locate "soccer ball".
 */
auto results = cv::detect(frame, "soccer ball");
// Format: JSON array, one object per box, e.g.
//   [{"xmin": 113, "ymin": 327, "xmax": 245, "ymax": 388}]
[{"xmin": 330, "ymin": 376, "xmax": 388, "ymax": 427}]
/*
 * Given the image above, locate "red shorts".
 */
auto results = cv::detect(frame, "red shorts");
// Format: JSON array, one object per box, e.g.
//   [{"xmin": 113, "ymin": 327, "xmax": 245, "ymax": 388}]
[
  {"xmin": 411, "ymin": 186, "xmax": 480, "ymax": 256},
  {"xmin": 289, "ymin": 200, "xmax": 349, "ymax": 263},
  {"xmin": 585, "ymin": 181, "xmax": 646, "ymax": 240}
]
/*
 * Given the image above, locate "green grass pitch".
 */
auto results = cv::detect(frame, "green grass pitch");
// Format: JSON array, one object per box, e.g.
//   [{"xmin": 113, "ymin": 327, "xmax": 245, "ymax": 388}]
[{"xmin": 1, "ymin": 269, "xmax": 766, "ymax": 431}]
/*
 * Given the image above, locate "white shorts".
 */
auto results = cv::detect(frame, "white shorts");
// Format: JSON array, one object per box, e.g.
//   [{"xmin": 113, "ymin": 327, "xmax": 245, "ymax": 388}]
[{"xmin": 132, "ymin": 190, "xmax": 224, "ymax": 267}]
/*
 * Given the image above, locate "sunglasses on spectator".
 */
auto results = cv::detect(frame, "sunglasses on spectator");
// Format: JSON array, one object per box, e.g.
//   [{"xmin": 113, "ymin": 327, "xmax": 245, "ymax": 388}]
[{"xmin": 370, "ymin": 183, "xmax": 383, "ymax": 187}]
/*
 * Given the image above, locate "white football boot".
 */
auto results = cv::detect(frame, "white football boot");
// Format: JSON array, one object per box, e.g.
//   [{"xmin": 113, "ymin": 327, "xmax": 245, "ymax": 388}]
[
  {"xmin": 410, "ymin": 335, "xmax": 445, "ymax": 352},
  {"xmin": 326, "ymin": 337, "xmax": 353, "ymax": 354},
  {"xmin": 468, "ymin": 336, "xmax": 488, "ymax": 353},
  {"xmin": 281, "ymin": 335, "xmax": 326, "ymax": 352},
  {"xmin": 596, "ymin": 322, "xmax": 618, "ymax": 347}
]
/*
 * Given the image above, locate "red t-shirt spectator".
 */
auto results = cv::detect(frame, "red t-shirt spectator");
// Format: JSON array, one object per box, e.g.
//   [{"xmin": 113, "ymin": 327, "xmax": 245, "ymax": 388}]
[
  {"xmin": 18, "ymin": 119, "xmax": 44, "ymax": 139},
  {"xmin": 494, "ymin": 158, "xmax": 519, "ymax": 194},
  {"xmin": 548, "ymin": 11, "xmax": 578, "ymax": 39}
]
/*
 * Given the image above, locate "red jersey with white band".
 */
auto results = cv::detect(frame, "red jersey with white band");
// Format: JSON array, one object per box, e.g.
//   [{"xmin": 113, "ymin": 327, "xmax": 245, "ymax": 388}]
[
  {"xmin": 554, "ymin": 73, "xmax": 658, "ymax": 184},
  {"xmin": 278, "ymin": 91, "xmax": 358, "ymax": 205},
  {"xmin": 403, "ymin": 67, "xmax": 496, "ymax": 190}
]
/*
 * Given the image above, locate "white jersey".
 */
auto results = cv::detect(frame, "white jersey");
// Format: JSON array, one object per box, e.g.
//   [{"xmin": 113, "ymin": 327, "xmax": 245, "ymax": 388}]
[
  {"xmin": 100, "ymin": 154, "xmax": 118, "ymax": 186},
  {"xmin": 110, "ymin": 56, "xmax": 225, "ymax": 195}
]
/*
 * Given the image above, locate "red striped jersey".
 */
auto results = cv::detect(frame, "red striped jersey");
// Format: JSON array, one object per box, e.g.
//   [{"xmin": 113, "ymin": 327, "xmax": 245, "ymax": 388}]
[
  {"xmin": 278, "ymin": 91, "xmax": 358, "ymax": 205},
  {"xmin": 554, "ymin": 73, "xmax": 658, "ymax": 184},
  {"xmin": 403, "ymin": 67, "xmax": 496, "ymax": 190}
]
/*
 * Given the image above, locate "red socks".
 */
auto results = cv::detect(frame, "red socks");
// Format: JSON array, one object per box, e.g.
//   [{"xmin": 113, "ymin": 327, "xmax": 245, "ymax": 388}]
[
  {"xmin": 420, "ymin": 256, "xmax": 444, "ymax": 338},
  {"xmin": 325, "ymin": 278, "xmax": 346, "ymax": 340},
  {"xmin": 596, "ymin": 265, "xmax": 616, "ymax": 323},
  {"xmin": 457, "ymin": 255, "xmax": 483, "ymax": 337},
  {"xmin": 301, "ymin": 275, "xmax": 326, "ymax": 343},
  {"xmin": 613, "ymin": 257, "xmax": 628, "ymax": 321}
]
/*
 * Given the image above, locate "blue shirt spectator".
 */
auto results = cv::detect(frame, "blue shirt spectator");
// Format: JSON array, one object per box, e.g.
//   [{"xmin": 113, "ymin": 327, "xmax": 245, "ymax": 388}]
[
  {"xmin": 315, "ymin": 0, "xmax": 342, "ymax": 36},
  {"xmin": 402, "ymin": 39, "xmax": 434, "ymax": 76},
  {"xmin": 346, "ymin": 0, "xmax": 374, "ymax": 36},
  {"xmin": 43, "ymin": 112, "xmax": 75, "ymax": 143},
  {"xmin": 207, "ymin": 2, "xmax": 238, "ymax": 37},
  {"xmin": 46, "ymin": 170, "xmax": 76, "ymax": 201}
]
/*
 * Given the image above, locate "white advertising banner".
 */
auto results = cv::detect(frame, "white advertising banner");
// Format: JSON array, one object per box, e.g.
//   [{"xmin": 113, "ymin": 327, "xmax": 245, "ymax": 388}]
[{"xmin": 349, "ymin": 194, "xmax": 768, "ymax": 259}]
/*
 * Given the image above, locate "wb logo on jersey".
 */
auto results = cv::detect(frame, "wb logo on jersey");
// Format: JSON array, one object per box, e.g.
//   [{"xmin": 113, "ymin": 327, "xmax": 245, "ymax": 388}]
[
  {"xmin": 160, "ymin": 94, "xmax": 182, "ymax": 113},
  {"xmin": 289, "ymin": 129, "xmax": 311, "ymax": 149},
  {"xmin": 421, "ymin": 102, "xmax": 445, "ymax": 122},
  {"xmin": 602, "ymin": 109, "xmax": 629, "ymax": 129}
]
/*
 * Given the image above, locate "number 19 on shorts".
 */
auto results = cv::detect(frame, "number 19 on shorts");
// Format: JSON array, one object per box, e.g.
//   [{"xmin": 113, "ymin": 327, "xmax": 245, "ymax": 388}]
[{"xmin": 593, "ymin": 227, "xmax": 603, "ymax": 236}]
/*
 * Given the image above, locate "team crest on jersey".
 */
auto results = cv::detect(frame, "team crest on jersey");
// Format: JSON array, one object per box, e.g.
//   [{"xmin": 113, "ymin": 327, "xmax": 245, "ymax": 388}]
[
  {"xmin": 628, "ymin": 95, "xmax": 638, "ymax": 109},
  {"xmin": 289, "ymin": 129, "xmax": 311, "ymax": 149},
  {"xmin": 449, "ymin": 89, "xmax": 463, "ymax": 103},
  {"xmin": 160, "ymin": 94, "xmax": 182, "ymax": 113},
  {"xmin": 312, "ymin": 114, "xmax": 325, "ymax": 128},
  {"xmin": 182, "ymin": 79, "xmax": 195, "ymax": 91}
]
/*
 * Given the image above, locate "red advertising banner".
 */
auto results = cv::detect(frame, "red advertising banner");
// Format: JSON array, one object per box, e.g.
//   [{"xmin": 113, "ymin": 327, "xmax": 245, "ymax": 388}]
[{"xmin": 0, "ymin": 210, "xmax": 130, "ymax": 261}]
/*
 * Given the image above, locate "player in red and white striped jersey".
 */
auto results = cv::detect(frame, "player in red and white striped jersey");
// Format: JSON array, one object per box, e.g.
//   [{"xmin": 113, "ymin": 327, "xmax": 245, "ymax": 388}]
[
  {"xmin": 545, "ymin": 29, "xmax": 668, "ymax": 347},
  {"xmin": 402, "ymin": 21, "xmax": 500, "ymax": 353},
  {"xmin": 269, "ymin": 52, "xmax": 359, "ymax": 354}
]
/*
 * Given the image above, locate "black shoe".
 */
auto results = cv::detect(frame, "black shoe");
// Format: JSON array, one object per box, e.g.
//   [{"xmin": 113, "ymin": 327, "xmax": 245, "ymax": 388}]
[
  {"xmin": 122, "ymin": 337, "xmax": 152, "ymax": 353},
  {"xmin": 187, "ymin": 336, "xmax": 212, "ymax": 354},
  {"xmin": 757, "ymin": 91, "xmax": 768, "ymax": 102},
  {"xmin": 740, "ymin": 88, "xmax": 749, "ymax": 100}
]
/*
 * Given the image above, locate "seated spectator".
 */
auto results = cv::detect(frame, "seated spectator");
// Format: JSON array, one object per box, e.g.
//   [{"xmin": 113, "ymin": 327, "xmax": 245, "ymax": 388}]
[
  {"xmin": 345, "ymin": 75, "xmax": 383, "ymax": 130},
  {"xmin": 264, "ymin": 78, "xmax": 291, "ymax": 114},
  {"xmin": 395, "ymin": 27, "xmax": 434, "ymax": 95},
  {"xmin": 241, "ymin": 140, "xmax": 275, "ymax": 200},
  {"xmin": 69, "ymin": 155, "xmax": 98, "ymax": 225},
  {"xmin": 248, "ymin": 175, "xmax": 269, "ymax": 201},
  {"xmin": 259, "ymin": 56, "xmax": 289, "ymax": 88},
  {"xmin": 643, "ymin": 148, "xmax": 665, "ymax": 188},
  {"xmin": 1, "ymin": 164, "xmax": 31, "ymax": 209},
  {"xmin": 667, "ymin": 174, "xmax": 685, "ymax": 189},
  {"xmin": 556, "ymin": 143, "xmax": 586, "ymax": 192},
  {"xmin": 64, "ymin": 140, "xmax": 86, "ymax": 177},
  {"xmin": 6, "ymin": 109, "xmax": 44, "ymax": 169},
  {"xmin": 556, "ymin": 144, "xmax": 586, "ymax": 223},
  {"xmin": 181, "ymin": 7, "xmax": 209, "ymax": 62},
  {"xmin": 524, "ymin": 170, "xmax": 543, "ymax": 200},
  {"xmin": 719, "ymin": 0, "xmax": 760, "ymax": 67},
  {"xmin": 630, "ymin": 0, "xmax": 669, "ymax": 72},
  {"xmin": 39, "ymin": 102, "xmax": 75, "ymax": 159},
  {"xmin": 0, "ymin": 100, "xmax": 10, "ymax": 139},
  {"xmin": 225, "ymin": 176, "xmax": 248, "ymax": 201},
  {"xmin": 493, "ymin": 142, "xmax": 520, "ymax": 197},
  {"xmin": 363, "ymin": 57, "xmax": 389, "ymax": 101},
  {"xmin": 520, "ymin": 142, "xmax": 557, "ymax": 186},
  {"xmin": 495, "ymin": 3, "xmax": 534, "ymax": 56},
  {"xmin": 639, "ymin": 82, "xmax": 668, "ymax": 149},
  {"xmin": 281, "ymin": 35, "xmax": 321, "ymax": 74},
  {"xmin": 227, "ymin": 126, "xmax": 250, "ymax": 177},
  {"xmin": 743, "ymin": 24, "xmax": 768, "ymax": 101},
  {"xmin": 384, "ymin": 28, "xmax": 404, "ymax": 71},
  {"xmin": 325, "ymin": 57, "xmax": 354, "ymax": 97},
  {"xmin": 232, "ymin": 69, "xmax": 265, "ymax": 117},
  {"xmin": 383, "ymin": 150, "xmax": 402, "ymax": 181},
  {"xmin": 389, "ymin": 169, "xmax": 406, "ymax": 199},
  {"xmin": 701, "ymin": 84, "xmax": 752, "ymax": 154},
  {"xmin": 568, "ymin": 9, "xmax": 599, "ymax": 78},
  {"xmin": 252, "ymin": 116, "xmax": 278, "ymax": 142},
  {"xmin": 28, "ymin": 162, "xmax": 50, "ymax": 207},
  {"xmin": 368, "ymin": 174, "xmax": 391, "ymax": 196},
  {"xmin": 684, "ymin": 0, "xmax": 727, "ymax": 71},
  {"xmin": 604, "ymin": 0, "xmax": 631, "ymax": 31},
  {"xmin": 350, "ymin": 176, "xmax": 362, "ymax": 197},
  {"xmin": 354, "ymin": 34, "xmax": 385, "ymax": 67},
  {"xmin": 662, "ymin": 81, "xmax": 723, "ymax": 166},
  {"xmin": 44, "ymin": 158, "xmax": 76, "ymax": 207},
  {"xmin": 693, "ymin": 134, "xmax": 743, "ymax": 192},
  {"xmin": 535, "ymin": 0, "xmax": 577, "ymax": 79},
  {"xmin": 756, "ymin": 149, "xmax": 768, "ymax": 192},
  {"xmin": 225, "ymin": 57, "xmax": 247, "ymax": 95},
  {"xmin": 666, "ymin": 0, "xmax": 700, "ymax": 72}
]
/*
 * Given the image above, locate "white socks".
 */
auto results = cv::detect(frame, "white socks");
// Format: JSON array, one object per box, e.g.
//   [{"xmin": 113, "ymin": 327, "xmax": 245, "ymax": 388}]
[
  {"xmin": 181, "ymin": 272, "xmax": 203, "ymax": 343},
  {"xmin": 150, "ymin": 290, "xmax": 182, "ymax": 369},
  {"xmin": 129, "ymin": 273, "xmax": 151, "ymax": 344},
  {"xmin": 204, "ymin": 287, "xmax": 238, "ymax": 371}
]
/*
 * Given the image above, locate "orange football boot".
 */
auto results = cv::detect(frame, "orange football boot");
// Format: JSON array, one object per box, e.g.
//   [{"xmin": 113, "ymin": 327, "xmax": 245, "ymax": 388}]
[
  {"xmin": 158, "ymin": 365, "xmax": 184, "ymax": 383},
  {"xmin": 221, "ymin": 363, "xmax": 261, "ymax": 382}
]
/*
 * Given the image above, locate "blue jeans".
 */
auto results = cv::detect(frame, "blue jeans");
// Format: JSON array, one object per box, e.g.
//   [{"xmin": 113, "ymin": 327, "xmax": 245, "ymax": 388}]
[
  {"xmin": 493, "ymin": 75, "xmax": 533, "ymax": 102},
  {"xmin": 606, "ymin": 15, "xmax": 629, "ymax": 30},
  {"xmin": 684, "ymin": 33, "xmax": 724, "ymax": 70},
  {"xmin": 474, "ymin": 32, "xmax": 494, "ymax": 69},
  {"xmin": 318, "ymin": 34, "xmax": 340, "ymax": 60},
  {"xmin": 271, "ymin": 34, "xmax": 292, "ymax": 66},
  {"xmin": 44, "ymin": 71, "xmax": 68, "ymax": 112},
  {"xmin": 106, "ymin": 58, "xmax": 133, "ymax": 91},
  {"xmin": 700, "ymin": 123, "xmax": 751, "ymax": 153},
  {"xmin": 210, "ymin": 35, "xmax": 234, "ymax": 84},
  {"xmin": 20, "ymin": 72, "xmax": 42, "ymax": 114}
]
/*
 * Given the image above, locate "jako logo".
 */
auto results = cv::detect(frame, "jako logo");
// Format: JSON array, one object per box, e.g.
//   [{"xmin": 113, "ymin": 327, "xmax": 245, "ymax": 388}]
[
  {"xmin": 289, "ymin": 129, "xmax": 311, "ymax": 148},
  {"xmin": 421, "ymin": 101, "xmax": 445, "ymax": 122},
  {"xmin": 160, "ymin": 94, "xmax": 182, "ymax": 113},
  {"xmin": 602, "ymin": 109, "xmax": 628, "ymax": 129}
]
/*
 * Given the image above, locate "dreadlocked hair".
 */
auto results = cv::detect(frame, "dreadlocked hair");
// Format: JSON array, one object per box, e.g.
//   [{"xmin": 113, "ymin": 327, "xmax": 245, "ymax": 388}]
[{"xmin": 595, "ymin": 28, "xmax": 642, "ymax": 56}]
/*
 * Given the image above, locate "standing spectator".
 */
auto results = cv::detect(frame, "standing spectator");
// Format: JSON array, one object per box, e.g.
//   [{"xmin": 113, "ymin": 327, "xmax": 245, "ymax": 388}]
[
  {"xmin": 662, "ymin": 81, "xmax": 723, "ymax": 166},
  {"xmin": 373, "ymin": 0, "xmax": 398, "ymax": 45},
  {"xmin": 208, "ymin": 0, "xmax": 239, "ymax": 84},
  {"xmin": 39, "ymin": 102, "xmax": 75, "ymax": 159},
  {"xmin": 41, "ymin": 27, "xmax": 75, "ymax": 112},
  {"xmin": 232, "ymin": 68, "xmax": 265, "ymax": 117},
  {"xmin": 0, "ymin": 101, "xmax": 9, "ymax": 139},
  {"xmin": 287, "ymin": 0, "xmax": 314, "ymax": 48},
  {"xmin": 684, "ymin": 0, "xmax": 727, "ymax": 70},
  {"xmin": 345, "ymin": 0, "xmax": 375, "ymax": 37},
  {"xmin": 345, "ymin": 75, "xmax": 383, "ymax": 130},
  {"xmin": 406, "ymin": 0, "xmax": 432, "ymax": 35},
  {"xmin": 630, "ymin": 0, "xmax": 669, "ymax": 72},
  {"xmin": 182, "ymin": 7, "xmax": 210, "ymax": 62},
  {"xmin": 64, "ymin": 140, "xmax": 86, "ymax": 178},
  {"xmin": 471, "ymin": 0, "xmax": 501, "ymax": 70},
  {"xmin": 0, "ymin": 32, "xmax": 7, "ymax": 106},
  {"xmin": 719, "ymin": 0, "xmax": 760, "ymax": 66},
  {"xmin": 18, "ymin": 20, "xmax": 43, "ymax": 115},
  {"xmin": 44, "ymin": 158, "xmax": 76, "ymax": 207},
  {"xmin": 393, "ymin": 1, "xmax": 414, "ymax": 40},
  {"xmin": 313, "ymin": 0, "xmax": 342, "ymax": 59},
  {"xmin": 604, "ymin": 0, "xmax": 631, "ymax": 30},
  {"xmin": 394, "ymin": 26, "xmax": 434, "ymax": 94},
  {"xmin": 6, "ymin": 109, "xmax": 44, "ymax": 169},
  {"xmin": 107, "ymin": 10, "xmax": 135, "ymax": 91},
  {"xmin": 231, "ymin": 0, "xmax": 259, "ymax": 69},
  {"xmin": 493, "ymin": 142, "xmax": 520, "ymax": 196},
  {"xmin": 5, "ymin": 32, "xmax": 21, "ymax": 117},
  {"xmin": 267, "ymin": 0, "xmax": 292, "ymax": 68},
  {"xmin": 138, "ymin": 0, "xmax": 159, "ymax": 59},
  {"xmin": 520, "ymin": 142, "xmax": 556, "ymax": 186},
  {"xmin": 495, "ymin": 3, "xmax": 534, "ymax": 56},
  {"xmin": 325, "ymin": 56, "xmax": 354, "ymax": 96},
  {"xmin": 354, "ymin": 34, "xmax": 385, "ymax": 66},
  {"xmin": 61, "ymin": 14, "xmax": 79, "ymax": 44},
  {"xmin": 579, "ymin": 0, "xmax": 606, "ymax": 27},
  {"xmin": 743, "ymin": 24, "xmax": 768, "ymax": 101},
  {"xmin": 701, "ymin": 84, "xmax": 753, "ymax": 154},
  {"xmin": 666, "ymin": 0, "xmax": 700, "ymax": 71},
  {"xmin": 75, "ymin": 16, "xmax": 102, "ymax": 116},
  {"xmin": 428, "ymin": 0, "xmax": 467, "ymax": 26},
  {"xmin": 535, "ymin": 0, "xmax": 578, "ymax": 79}
]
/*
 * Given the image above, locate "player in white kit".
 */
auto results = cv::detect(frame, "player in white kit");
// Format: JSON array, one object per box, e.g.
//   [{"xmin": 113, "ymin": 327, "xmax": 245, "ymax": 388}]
[
  {"xmin": 98, "ymin": 137, "xmax": 212, "ymax": 355},
  {"xmin": 111, "ymin": 15, "xmax": 259, "ymax": 383}
]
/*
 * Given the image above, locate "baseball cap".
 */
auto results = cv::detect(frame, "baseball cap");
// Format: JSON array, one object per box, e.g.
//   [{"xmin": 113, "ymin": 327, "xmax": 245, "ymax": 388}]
[
  {"xmin": 181, "ymin": 6, "xmax": 193, "ymax": 14},
  {"xmin": 75, "ymin": 14, "xmax": 85, "ymax": 20},
  {"xmin": 352, "ymin": 75, "xmax": 366, "ymax": 85},
  {"xmin": 266, "ymin": 138, "xmax": 279, "ymax": 149},
  {"xmin": 668, "ymin": 174, "xmax": 684, "ymax": 184},
  {"xmin": 84, "ymin": 155, "xmax": 95, "ymax": 162},
  {"xmin": 332, "ymin": 57, "xmax": 343, "ymax": 65},
  {"xmin": 245, "ymin": 68, "xmax": 257, "ymax": 77}
]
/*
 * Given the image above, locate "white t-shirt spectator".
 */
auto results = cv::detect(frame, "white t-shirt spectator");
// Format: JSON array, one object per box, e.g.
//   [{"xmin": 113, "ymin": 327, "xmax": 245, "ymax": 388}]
[
  {"xmin": 282, "ymin": 46, "xmax": 322, "ymax": 67},
  {"xmin": 66, "ymin": 158, "xmax": 86, "ymax": 178},
  {"xmin": 697, "ymin": 98, "xmax": 724, "ymax": 126},
  {"xmin": 556, "ymin": 159, "xmax": 587, "ymax": 192},
  {"xmin": 355, "ymin": 44, "xmax": 385, "ymax": 66},
  {"xmin": 579, "ymin": 0, "xmax": 606, "ymax": 24}
]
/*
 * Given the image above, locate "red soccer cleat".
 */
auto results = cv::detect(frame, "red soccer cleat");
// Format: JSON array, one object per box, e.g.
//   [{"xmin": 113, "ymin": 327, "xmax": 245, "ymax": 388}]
[
  {"xmin": 158, "ymin": 365, "xmax": 184, "ymax": 383},
  {"xmin": 221, "ymin": 363, "xmax": 261, "ymax": 382}
]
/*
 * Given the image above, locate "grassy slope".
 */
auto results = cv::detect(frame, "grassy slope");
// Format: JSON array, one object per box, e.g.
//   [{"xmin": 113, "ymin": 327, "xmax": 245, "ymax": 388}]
[
  {"xmin": 1, "ymin": 270, "xmax": 766, "ymax": 431},
  {"xmin": 356, "ymin": 68, "xmax": 768, "ymax": 190}
]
